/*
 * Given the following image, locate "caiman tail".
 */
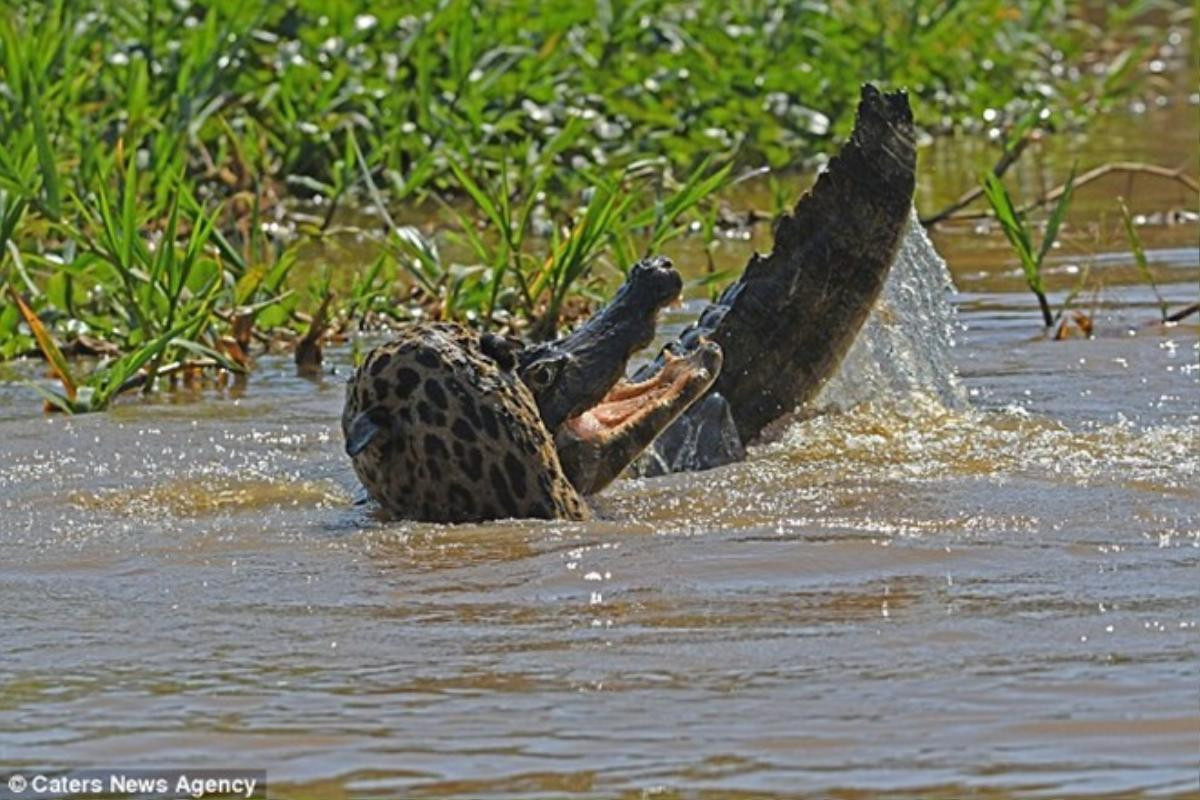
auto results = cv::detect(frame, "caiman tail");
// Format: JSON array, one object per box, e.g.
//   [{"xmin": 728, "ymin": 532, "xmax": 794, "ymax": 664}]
[{"xmin": 642, "ymin": 84, "xmax": 917, "ymax": 473}]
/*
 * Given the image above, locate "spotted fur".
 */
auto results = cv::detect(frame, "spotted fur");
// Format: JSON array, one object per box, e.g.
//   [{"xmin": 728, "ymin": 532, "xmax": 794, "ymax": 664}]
[{"xmin": 342, "ymin": 322, "xmax": 589, "ymax": 522}]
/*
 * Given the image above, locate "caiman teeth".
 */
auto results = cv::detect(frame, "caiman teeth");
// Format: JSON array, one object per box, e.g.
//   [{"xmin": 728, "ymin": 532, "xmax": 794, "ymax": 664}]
[{"xmin": 565, "ymin": 347, "xmax": 714, "ymax": 441}]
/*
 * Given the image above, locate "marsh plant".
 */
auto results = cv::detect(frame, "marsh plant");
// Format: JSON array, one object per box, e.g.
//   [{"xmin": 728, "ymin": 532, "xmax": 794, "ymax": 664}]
[
  {"xmin": 0, "ymin": 0, "xmax": 1159, "ymax": 409},
  {"xmin": 980, "ymin": 167, "xmax": 1078, "ymax": 329},
  {"xmin": 1117, "ymin": 197, "xmax": 1169, "ymax": 323}
]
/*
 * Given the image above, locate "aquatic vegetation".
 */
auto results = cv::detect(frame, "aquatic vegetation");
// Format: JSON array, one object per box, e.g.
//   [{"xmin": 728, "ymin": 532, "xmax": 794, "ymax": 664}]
[
  {"xmin": 0, "ymin": 0, "xmax": 1170, "ymax": 409},
  {"xmin": 978, "ymin": 158, "xmax": 1196, "ymax": 333},
  {"xmin": 1118, "ymin": 197, "xmax": 1169, "ymax": 322},
  {"xmin": 3, "ymin": 158, "xmax": 257, "ymax": 409},
  {"xmin": 980, "ymin": 166, "xmax": 1077, "ymax": 329}
]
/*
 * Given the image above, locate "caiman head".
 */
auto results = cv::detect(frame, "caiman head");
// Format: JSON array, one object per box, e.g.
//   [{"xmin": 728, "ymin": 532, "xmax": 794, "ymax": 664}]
[
  {"xmin": 517, "ymin": 256, "xmax": 684, "ymax": 432},
  {"xmin": 517, "ymin": 255, "xmax": 723, "ymax": 495}
]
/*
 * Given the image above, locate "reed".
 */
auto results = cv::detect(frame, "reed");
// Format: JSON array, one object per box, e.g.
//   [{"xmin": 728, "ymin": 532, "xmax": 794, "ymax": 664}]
[
  {"xmin": 0, "ymin": 0, "xmax": 1157, "ymax": 409},
  {"xmin": 1117, "ymin": 198, "xmax": 1171, "ymax": 324},
  {"xmin": 980, "ymin": 167, "xmax": 1077, "ymax": 329}
]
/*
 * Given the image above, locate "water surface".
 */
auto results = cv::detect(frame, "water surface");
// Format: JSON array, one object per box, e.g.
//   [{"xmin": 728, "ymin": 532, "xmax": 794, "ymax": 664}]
[{"xmin": 1, "ymin": 91, "xmax": 1198, "ymax": 800}]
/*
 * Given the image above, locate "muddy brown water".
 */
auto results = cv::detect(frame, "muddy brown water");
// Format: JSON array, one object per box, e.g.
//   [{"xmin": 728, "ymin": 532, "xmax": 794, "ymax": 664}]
[{"xmin": 2, "ymin": 94, "xmax": 1198, "ymax": 798}]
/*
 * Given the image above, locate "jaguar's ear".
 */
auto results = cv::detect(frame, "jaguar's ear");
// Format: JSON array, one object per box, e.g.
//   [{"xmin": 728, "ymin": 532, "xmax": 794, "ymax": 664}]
[
  {"xmin": 480, "ymin": 332, "xmax": 518, "ymax": 371},
  {"xmin": 345, "ymin": 408, "xmax": 390, "ymax": 457}
]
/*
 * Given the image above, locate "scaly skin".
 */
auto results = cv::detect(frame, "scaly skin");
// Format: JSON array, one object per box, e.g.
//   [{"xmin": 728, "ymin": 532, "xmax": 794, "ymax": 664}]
[
  {"xmin": 638, "ymin": 84, "xmax": 917, "ymax": 472},
  {"xmin": 518, "ymin": 256, "xmax": 683, "ymax": 433}
]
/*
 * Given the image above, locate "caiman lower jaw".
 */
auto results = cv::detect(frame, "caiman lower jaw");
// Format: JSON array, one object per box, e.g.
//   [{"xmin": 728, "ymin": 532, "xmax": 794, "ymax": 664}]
[{"xmin": 555, "ymin": 342, "xmax": 722, "ymax": 496}]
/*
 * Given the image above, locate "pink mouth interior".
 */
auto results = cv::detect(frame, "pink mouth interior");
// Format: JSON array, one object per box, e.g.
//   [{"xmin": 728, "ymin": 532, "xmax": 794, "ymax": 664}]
[{"xmin": 563, "ymin": 355, "xmax": 704, "ymax": 442}]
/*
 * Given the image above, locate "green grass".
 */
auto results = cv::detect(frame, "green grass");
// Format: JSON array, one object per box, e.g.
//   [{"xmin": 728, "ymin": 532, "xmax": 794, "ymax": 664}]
[
  {"xmin": 981, "ymin": 165, "xmax": 1078, "ymax": 329},
  {"xmin": 1117, "ymin": 197, "xmax": 1170, "ymax": 323},
  {"xmin": 0, "ymin": 0, "xmax": 1161, "ymax": 410}
]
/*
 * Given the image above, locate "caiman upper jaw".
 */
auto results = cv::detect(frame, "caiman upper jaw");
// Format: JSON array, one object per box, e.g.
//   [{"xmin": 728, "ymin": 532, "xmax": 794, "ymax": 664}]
[
  {"xmin": 625, "ymin": 255, "xmax": 683, "ymax": 305},
  {"xmin": 555, "ymin": 340, "xmax": 722, "ymax": 496}
]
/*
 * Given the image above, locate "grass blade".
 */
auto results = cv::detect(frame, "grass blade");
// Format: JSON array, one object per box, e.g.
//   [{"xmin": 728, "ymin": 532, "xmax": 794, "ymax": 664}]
[
  {"xmin": 27, "ymin": 79, "xmax": 62, "ymax": 220},
  {"xmin": 981, "ymin": 171, "xmax": 1053, "ymax": 327},
  {"xmin": 7, "ymin": 284, "xmax": 76, "ymax": 398},
  {"xmin": 1037, "ymin": 164, "xmax": 1075, "ymax": 268},
  {"xmin": 1118, "ymin": 197, "xmax": 1168, "ymax": 322}
]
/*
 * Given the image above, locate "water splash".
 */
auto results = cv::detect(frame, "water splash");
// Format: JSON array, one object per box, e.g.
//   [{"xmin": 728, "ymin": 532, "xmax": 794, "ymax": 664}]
[{"xmin": 817, "ymin": 210, "xmax": 967, "ymax": 410}]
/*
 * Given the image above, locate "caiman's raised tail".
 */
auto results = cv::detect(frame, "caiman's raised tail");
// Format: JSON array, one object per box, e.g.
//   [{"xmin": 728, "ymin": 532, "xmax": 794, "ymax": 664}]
[{"xmin": 638, "ymin": 84, "xmax": 917, "ymax": 474}]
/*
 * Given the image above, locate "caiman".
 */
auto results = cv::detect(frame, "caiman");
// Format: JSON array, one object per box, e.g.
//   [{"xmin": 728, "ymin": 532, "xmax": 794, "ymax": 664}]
[
  {"xmin": 522, "ymin": 83, "xmax": 917, "ymax": 477},
  {"xmin": 343, "ymin": 84, "xmax": 916, "ymax": 521}
]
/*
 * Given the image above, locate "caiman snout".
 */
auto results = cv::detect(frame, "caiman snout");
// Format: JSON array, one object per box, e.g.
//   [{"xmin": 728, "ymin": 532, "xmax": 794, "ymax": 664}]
[{"xmin": 626, "ymin": 255, "xmax": 683, "ymax": 308}]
